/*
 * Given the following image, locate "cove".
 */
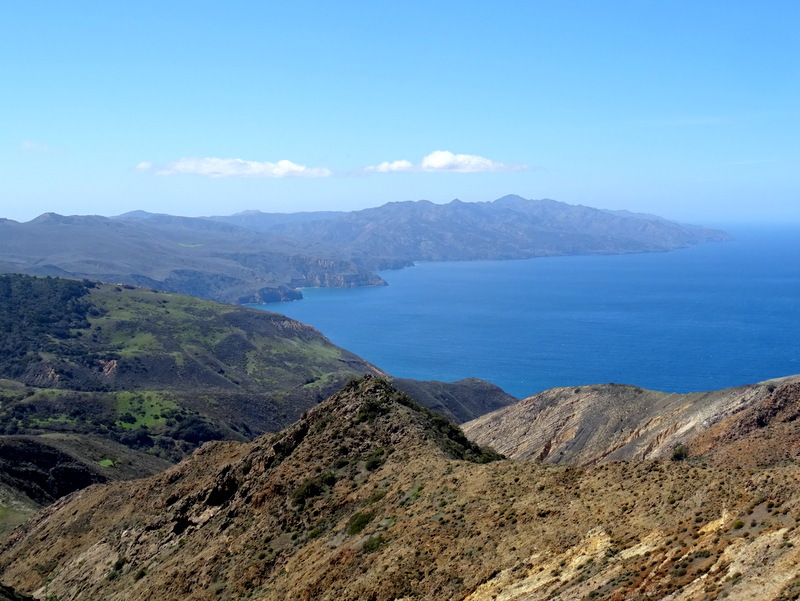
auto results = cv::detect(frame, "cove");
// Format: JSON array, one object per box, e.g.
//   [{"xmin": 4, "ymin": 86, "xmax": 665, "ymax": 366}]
[{"xmin": 251, "ymin": 225, "xmax": 800, "ymax": 399}]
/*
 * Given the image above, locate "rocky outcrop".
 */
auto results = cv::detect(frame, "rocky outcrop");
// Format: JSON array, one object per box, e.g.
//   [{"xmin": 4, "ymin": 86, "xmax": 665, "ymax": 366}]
[
  {"xmin": 690, "ymin": 380, "xmax": 800, "ymax": 467},
  {"xmin": 0, "ymin": 583, "xmax": 34, "ymax": 601}
]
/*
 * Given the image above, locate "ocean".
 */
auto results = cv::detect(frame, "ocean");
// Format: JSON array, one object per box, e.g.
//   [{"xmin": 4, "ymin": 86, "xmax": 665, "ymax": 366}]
[{"xmin": 253, "ymin": 225, "xmax": 800, "ymax": 399}]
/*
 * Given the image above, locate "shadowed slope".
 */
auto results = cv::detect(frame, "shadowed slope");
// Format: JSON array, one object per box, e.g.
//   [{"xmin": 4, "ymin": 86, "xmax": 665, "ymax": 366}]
[{"xmin": 391, "ymin": 377, "xmax": 517, "ymax": 423}]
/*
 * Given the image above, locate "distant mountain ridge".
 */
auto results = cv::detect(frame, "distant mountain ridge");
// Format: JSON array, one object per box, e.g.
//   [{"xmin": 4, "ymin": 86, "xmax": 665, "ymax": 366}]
[
  {"xmin": 0, "ymin": 212, "xmax": 383, "ymax": 303},
  {"xmin": 0, "ymin": 196, "xmax": 729, "ymax": 303},
  {"xmin": 207, "ymin": 195, "xmax": 730, "ymax": 270}
]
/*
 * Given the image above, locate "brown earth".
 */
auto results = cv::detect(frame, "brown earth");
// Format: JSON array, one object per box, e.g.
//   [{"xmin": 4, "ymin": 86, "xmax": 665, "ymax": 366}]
[
  {"xmin": 462, "ymin": 376, "xmax": 800, "ymax": 466},
  {"xmin": 2, "ymin": 377, "xmax": 800, "ymax": 601}
]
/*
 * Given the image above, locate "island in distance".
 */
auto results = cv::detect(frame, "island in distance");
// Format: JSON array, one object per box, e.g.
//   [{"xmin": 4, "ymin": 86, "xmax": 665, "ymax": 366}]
[{"xmin": 0, "ymin": 195, "xmax": 729, "ymax": 304}]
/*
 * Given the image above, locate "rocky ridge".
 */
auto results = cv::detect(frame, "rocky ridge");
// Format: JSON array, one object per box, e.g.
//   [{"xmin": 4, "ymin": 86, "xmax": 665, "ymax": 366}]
[
  {"xmin": 2, "ymin": 377, "xmax": 800, "ymax": 601},
  {"xmin": 462, "ymin": 376, "xmax": 800, "ymax": 465}
]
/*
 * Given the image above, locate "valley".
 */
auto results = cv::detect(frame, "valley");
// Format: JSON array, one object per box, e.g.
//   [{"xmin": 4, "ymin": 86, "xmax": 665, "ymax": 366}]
[{"xmin": 0, "ymin": 274, "xmax": 515, "ymax": 535}]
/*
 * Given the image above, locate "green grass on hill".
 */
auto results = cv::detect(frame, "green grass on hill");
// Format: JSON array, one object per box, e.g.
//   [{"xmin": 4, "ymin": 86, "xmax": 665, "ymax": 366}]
[{"xmin": 0, "ymin": 274, "xmax": 380, "ymax": 463}]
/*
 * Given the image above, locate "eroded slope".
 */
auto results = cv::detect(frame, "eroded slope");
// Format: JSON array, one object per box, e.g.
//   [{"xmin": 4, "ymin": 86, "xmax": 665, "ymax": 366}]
[
  {"xmin": 2, "ymin": 378, "xmax": 800, "ymax": 601},
  {"xmin": 462, "ymin": 376, "xmax": 800, "ymax": 465}
]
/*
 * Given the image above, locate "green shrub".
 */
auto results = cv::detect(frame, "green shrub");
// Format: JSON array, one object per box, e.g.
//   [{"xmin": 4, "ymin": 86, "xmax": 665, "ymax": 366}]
[
  {"xmin": 671, "ymin": 444, "xmax": 689, "ymax": 461},
  {"xmin": 362, "ymin": 534, "xmax": 387, "ymax": 554},
  {"xmin": 347, "ymin": 511, "xmax": 375, "ymax": 535},
  {"xmin": 293, "ymin": 472, "xmax": 337, "ymax": 507},
  {"xmin": 365, "ymin": 449, "xmax": 385, "ymax": 471}
]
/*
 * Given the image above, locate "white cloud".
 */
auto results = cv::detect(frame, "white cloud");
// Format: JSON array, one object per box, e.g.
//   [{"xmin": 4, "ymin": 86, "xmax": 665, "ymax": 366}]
[
  {"xmin": 420, "ymin": 150, "xmax": 516, "ymax": 172},
  {"xmin": 135, "ymin": 161, "xmax": 153, "ymax": 171},
  {"xmin": 364, "ymin": 159, "xmax": 414, "ymax": 173},
  {"xmin": 364, "ymin": 150, "xmax": 526, "ymax": 174},
  {"xmin": 141, "ymin": 157, "xmax": 332, "ymax": 178},
  {"xmin": 20, "ymin": 140, "xmax": 49, "ymax": 152}
]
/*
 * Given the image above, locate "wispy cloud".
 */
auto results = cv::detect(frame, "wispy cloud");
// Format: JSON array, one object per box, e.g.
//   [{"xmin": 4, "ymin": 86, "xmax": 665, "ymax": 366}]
[
  {"xmin": 364, "ymin": 150, "xmax": 527, "ymax": 174},
  {"xmin": 365, "ymin": 159, "xmax": 415, "ymax": 173},
  {"xmin": 20, "ymin": 140, "xmax": 49, "ymax": 152},
  {"xmin": 139, "ymin": 157, "xmax": 332, "ymax": 178}
]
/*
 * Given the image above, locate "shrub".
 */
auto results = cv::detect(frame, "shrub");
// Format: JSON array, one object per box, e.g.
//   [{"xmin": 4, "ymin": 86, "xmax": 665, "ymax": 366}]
[
  {"xmin": 293, "ymin": 472, "xmax": 337, "ymax": 507},
  {"xmin": 365, "ymin": 449, "xmax": 385, "ymax": 471},
  {"xmin": 362, "ymin": 534, "xmax": 387, "ymax": 554},
  {"xmin": 347, "ymin": 511, "xmax": 375, "ymax": 535},
  {"xmin": 671, "ymin": 444, "xmax": 689, "ymax": 461}
]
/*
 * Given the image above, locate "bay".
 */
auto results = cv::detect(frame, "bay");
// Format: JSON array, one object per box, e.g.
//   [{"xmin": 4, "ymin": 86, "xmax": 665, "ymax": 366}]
[{"xmin": 252, "ymin": 226, "xmax": 800, "ymax": 399}]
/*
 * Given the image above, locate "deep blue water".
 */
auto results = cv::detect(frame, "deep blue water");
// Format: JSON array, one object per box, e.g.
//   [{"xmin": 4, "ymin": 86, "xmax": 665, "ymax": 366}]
[{"xmin": 252, "ymin": 226, "xmax": 800, "ymax": 399}]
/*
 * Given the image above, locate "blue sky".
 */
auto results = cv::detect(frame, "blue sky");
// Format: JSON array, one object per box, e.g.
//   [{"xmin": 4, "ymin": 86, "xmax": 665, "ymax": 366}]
[{"xmin": 2, "ymin": 1, "xmax": 798, "ymax": 225}]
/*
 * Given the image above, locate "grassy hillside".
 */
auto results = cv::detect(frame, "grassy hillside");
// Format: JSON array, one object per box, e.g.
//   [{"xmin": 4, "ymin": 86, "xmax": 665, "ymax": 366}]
[
  {"xmin": 0, "ymin": 274, "xmax": 384, "ymax": 463},
  {"xmin": 0, "ymin": 274, "xmax": 516, "ymax": 530}
]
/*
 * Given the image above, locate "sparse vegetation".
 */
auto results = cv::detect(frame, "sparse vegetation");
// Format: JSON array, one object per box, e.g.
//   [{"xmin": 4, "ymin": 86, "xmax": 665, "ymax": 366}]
[{"xmin": 1, "ymin": 291, "xmax": 800, "ymax": 601}]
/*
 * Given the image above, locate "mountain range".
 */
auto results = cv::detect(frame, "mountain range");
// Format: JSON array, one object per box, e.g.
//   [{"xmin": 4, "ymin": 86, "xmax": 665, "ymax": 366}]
[
  {"xmin": 1, "ymin": 376, "xmax": 799, "ymax": 600},
  {"xmin": 210, "ymin": 195, "xmax": 730, "ymax": 270},
  {"xmin": 2, "ymin": 197, "xmax": 793, "ymax": 601},
  {"xmin": 0, "ymin": 196, "xmax": 729, "ymax": 304}
]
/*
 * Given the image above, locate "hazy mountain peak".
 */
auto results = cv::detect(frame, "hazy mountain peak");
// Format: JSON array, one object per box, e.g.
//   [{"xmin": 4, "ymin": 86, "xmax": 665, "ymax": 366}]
[
  {"xmin": 112, "ymin": 210, "xmax": 165, "ymax": 220},
  {"xmin": 28, "ymin": 212, "xmax": 67, "ymax": 223}
]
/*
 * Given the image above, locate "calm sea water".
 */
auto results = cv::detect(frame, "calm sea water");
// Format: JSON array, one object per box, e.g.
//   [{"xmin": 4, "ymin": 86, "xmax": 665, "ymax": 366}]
[{"xmin": 253, "ymin": 226, "xmax": 800, "ymax": 398}]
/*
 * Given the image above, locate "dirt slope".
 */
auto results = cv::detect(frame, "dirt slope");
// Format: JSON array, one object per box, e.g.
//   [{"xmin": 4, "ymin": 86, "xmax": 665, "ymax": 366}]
[
  {"xmin": 2, "ymin": 378, "xmax": 800, "ymax": 601},
  {"xmin": 462, "ymin": 376, "xmax": 800, "ymax": 465}
]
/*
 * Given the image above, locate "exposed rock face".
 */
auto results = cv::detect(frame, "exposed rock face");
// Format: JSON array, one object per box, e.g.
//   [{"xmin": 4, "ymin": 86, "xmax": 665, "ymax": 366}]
[
  {"xmin": 462, "ymin": 376, "xmax": 800, "ymax": 465},
  {"xmin": 691, "ymin": 380, "xmax": 800, "ymax": 468},
  {"xmin": 2, "ymin": 378, "xmax": 800, "ymax": 601},
  {"xmin": 0, "ymin": 583, "xmax": 34, "ymax": 601}
]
